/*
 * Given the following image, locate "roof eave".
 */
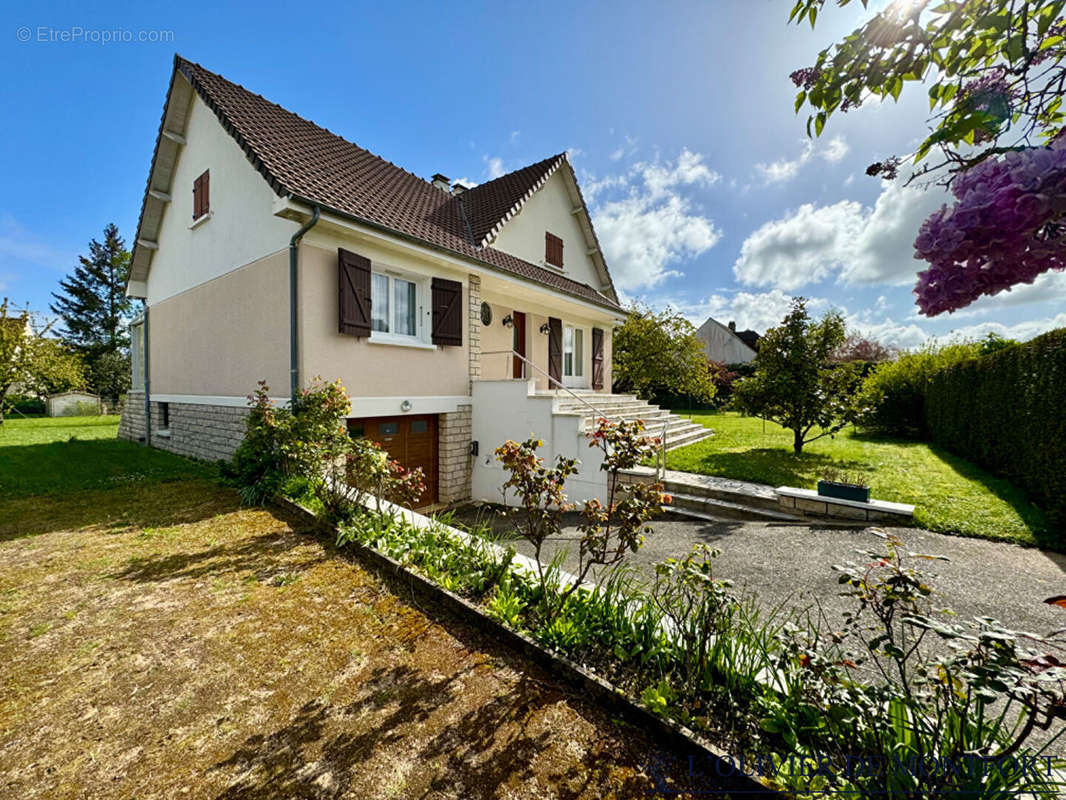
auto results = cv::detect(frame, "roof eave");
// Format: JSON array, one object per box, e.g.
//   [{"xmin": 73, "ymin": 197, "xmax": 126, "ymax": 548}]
[{"xmin": 286, "ymin": 194, "xmax": 622, "ymax": 314}]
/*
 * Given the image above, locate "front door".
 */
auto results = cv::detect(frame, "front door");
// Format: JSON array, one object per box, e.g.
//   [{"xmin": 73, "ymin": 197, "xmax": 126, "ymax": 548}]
[
  {"xmin": 512, "ymin": 311, "xmax": 527, "ymax": 378},
  {"xmin": 562, "ymin": 325, "xmax": 586, "ymax": 388},
  {"xmin": 348, "ymin": 414, "xmax": 439, "ymax": 506}
]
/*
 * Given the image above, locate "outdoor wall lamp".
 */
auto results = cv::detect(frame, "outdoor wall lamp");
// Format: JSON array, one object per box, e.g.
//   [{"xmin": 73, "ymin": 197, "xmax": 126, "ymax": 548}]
[
  {"xmin": 501, "ymin": 314, "xmax": 514, "ymax": 329},
  {"xmin": 539, "ymin": 322, "xmax": 551, "ymax": 335},
  {"xmin": 400, "ymin": 399, "xmax": 413, "ymax": 412}
]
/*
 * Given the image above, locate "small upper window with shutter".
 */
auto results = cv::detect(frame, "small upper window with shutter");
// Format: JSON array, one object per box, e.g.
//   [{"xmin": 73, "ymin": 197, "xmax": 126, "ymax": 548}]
[
  {"xmin": 545, "ymin": 232, "xmax": 564, "ymax": 268},
  {"xmin": 192, "ymin": 169, "xmax": 210, "ymax": 221}
]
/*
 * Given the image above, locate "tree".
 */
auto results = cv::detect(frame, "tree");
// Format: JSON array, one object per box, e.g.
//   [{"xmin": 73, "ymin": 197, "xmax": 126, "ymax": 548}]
[
  {"xmin": 612, "ymin": 306, "xmax": 716, "ymax": 403},
  {"xmin": 0, "ymin": 300, "xmax": 85, "ymax": 423},
  {"xmin": 789, "ymin": 1, "xmax": 1066, "ymax": 314},
  {"xmin": 830, "ymin": 334, "xmax": 899, "ymax": 364},
  {"xmin": 733, "ymin": 298, "xmax": 860, "ymax": 454},
  {"xmin": 51, "ymin": 224, "xmax": 133, "ymax": 399},
  {"xmin": 88, "ymin": 351, "xmax": 131, "ymax": 404}
]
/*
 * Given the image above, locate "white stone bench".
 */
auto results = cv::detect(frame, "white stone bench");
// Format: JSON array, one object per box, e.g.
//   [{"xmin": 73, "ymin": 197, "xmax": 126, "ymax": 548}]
[{"xmin": 775, "ymin": 486, "xmax": 914, "ymax": 523}]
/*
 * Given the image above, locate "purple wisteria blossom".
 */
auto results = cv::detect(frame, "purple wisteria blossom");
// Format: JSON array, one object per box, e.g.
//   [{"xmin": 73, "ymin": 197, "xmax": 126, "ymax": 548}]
[{"xmin": 914, "ymin": 139, "xmax": 1066, "ymax": 315}]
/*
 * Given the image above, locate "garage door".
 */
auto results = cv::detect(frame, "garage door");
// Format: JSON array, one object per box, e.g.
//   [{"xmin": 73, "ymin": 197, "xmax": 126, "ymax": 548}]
[{"xmin": 348, "ymin": 415, "xmax": 439, "ymax": 507}]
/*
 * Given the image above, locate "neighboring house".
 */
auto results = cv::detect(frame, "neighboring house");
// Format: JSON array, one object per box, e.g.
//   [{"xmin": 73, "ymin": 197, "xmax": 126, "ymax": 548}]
[
  {"xmin": 696, "ymin": 318, "xmax": 759, "ymax": 364},
  {"xmin": 119, "ymin": 56, "xmax": 709, "ymax": 507}
]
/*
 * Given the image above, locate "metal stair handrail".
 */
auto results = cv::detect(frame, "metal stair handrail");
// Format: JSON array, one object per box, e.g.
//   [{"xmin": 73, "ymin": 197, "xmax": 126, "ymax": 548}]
[{"xmin": 480, "ymin": 349, "xmax": 612, "ymax": 424}]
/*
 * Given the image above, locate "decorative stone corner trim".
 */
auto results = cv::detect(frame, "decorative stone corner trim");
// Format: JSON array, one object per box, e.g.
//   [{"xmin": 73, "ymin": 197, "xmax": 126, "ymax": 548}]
[
  {"xmin": 467, "ymin": 273, "xmax": 481, "ymax": 384},
  {"xmin": 775, "ymin": 486, "xmax": 915, "ymax": 523}
]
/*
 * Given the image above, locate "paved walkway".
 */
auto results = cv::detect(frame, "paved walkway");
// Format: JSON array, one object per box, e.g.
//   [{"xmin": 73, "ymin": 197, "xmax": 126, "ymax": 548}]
[{"xmin": 451, "ymin": 507, "xmax": 1066, "ymax": 655}]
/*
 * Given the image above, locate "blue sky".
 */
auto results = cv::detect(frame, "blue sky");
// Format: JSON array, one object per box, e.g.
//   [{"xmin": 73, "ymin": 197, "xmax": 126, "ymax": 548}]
[{"xmin": 3, "ymin": 0, "xmax": 1064, "ymax": 346}]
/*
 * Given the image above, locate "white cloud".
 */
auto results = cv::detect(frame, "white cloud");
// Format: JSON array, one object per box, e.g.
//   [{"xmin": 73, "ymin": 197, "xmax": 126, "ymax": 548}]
[
  {"xmin": 452, "ymin": 177, "xmax": 479, "ymax": 189},
  {"xmin": 733, "ymin": 181, "xmax": 950, "ymax": 290},
  {"xmin": 733, "ymin": 200, "xmax": 865, "ymax": 289},
  {"xmin": 634, "ymin": 148, "xmax": 721, "ymax": 199},
  {"xmin": 944, "ymin": 313, "xmax": 1066, "ymax": 343},
  {"xmin": 666, "ymin": 289, "xmax": 831, "ymax": 333},
  {"xmin": 821, "ymin": 136, "xmax": 850, "ymax": 163},
  {"xmin": 596, "ymin": 194, "xmax": 720, "ymax": 294},
  {"xmin": 943, "ymin": 270, "xmax": 1066, "ymax": 317},
  {"xmin": 588, "ymin": 149, "xmax": 722, "ymax": 293},
  {"xmin": 754, "ymin": 136, "xmax": 851, "ymax": 183},
  {"xmin": 484, "ymin": 156, "xmax": 505, "ymax": 179},
  {"xmin": 755, "ymin": 141, "xmax": 813, "ymax": 184}
]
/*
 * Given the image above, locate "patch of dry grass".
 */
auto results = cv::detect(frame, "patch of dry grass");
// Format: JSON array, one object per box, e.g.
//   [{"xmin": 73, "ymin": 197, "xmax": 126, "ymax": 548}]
[{"xmin": 0, "ymin": 480, "xmax": 694, "ymax": 799}]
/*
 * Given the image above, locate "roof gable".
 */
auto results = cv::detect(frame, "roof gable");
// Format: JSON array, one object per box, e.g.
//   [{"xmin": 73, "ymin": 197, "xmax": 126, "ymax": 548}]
[{"xmin": 129, "ymin": 55, "xmax": 620, "ymax": 311}]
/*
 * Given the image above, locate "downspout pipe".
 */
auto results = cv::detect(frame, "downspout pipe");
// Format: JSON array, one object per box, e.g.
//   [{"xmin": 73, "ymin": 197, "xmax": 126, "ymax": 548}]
[
  {"xmin": 289, "ymin": 204, "xmax": 320, "ymax": 403},
  {"xmin": 143, "ymin": 306, "xmax": 151, "ymax": 446}
]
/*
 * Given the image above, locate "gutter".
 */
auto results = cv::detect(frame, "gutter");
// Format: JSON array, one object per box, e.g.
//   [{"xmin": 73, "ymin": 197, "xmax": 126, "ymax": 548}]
[{"xmin": 289, "ymin": 204, "xmax": 321, "ymax": 401}]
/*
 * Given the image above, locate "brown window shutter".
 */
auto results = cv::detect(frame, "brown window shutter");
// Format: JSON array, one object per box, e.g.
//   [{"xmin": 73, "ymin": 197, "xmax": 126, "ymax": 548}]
[
  {"xmin": 338, "ymin": 248, "xmax": 371, "ymax": 337},
  {"xmin": 591, "ymin": 327, "xmax": 605, "ymax": 390},
  {"xmin": 192, "ymin": 170, "xmax": 210, "ymax": 219},
  {"xmin": 431, "ymin": 277, "xmax": 463, "ymax": 346},
  {"xmin": 548, "ymin": 317, "xmax": 562, "ymax": 385},
  {"xmin": 545, "ymin": 232, "xmax": 563, "ymax": 267}
]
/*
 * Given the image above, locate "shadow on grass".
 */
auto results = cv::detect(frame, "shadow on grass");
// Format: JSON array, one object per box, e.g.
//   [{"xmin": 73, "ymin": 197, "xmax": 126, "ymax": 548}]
[
  {"xmin": 0, "ymin": 476, "xmax": 237, "ymax": 543},
  {"xmin": 669, "ymin": 448, "xmax": 869, "ymax": 490},
  {"xmin": 211, "ymin": 660, "xmax": 680, "ymax": 799},
  {"xmin": 0, "ymin": 437, "xmax": 211, "ymax": 500},
  {"xmin": 109, "ymin": 528, "xmax": 319, "ymax": 585}
]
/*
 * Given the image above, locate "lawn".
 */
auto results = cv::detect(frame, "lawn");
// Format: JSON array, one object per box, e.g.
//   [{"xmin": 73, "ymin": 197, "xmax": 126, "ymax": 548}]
[
  {"xmin": 0, "ymin": 415, "xmax": 209, "ymax": 497},
  {"xmin": 0, "ymin": 416, "xmax": 687, "ymax": 798},
  {"xmin": 666, "ymin": 411, "xmax": 1051, "ymax": 548}
]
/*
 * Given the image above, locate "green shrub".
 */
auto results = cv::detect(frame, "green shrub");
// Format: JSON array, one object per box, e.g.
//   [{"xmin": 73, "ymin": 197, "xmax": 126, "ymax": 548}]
[
  {"xmin": 854, "ymin": 341, "xmax": 979, "ymax": 436},
  {"xmin": 223, "ymin": 379, "xmax": 423, "ymax": 518},
  {"xmin": 925, "ymin": 328, "xmax": 1066, "ymax": 528},
  {"xmin": 2, "ymin": 394, "xmax": 45, "ymax": 416}
]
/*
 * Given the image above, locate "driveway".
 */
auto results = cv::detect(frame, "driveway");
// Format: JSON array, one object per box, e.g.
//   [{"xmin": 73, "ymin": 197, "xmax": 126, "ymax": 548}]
[{"xmin": 451, "ymin": 506, "xmax": 1066, "ymax": 657}]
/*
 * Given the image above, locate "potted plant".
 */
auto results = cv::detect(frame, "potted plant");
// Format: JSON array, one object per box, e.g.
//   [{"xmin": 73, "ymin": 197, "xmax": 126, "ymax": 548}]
[{"xmin": 817, "ymin": 470, "xmax": 871, "ymax": 503}]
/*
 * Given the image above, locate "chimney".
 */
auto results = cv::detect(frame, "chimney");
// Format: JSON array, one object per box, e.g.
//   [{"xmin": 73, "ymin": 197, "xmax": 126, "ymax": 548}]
[
  {"xmin": 451, "ymin": 182, "xmax": 467, "ymax": 196},
  {"xmin": 728, "ymin": 320, "xmax": 736, "ymax": 332},
  {"xmin": 431, "ymin": 173, "xmax": 451, "ymax": 191}
]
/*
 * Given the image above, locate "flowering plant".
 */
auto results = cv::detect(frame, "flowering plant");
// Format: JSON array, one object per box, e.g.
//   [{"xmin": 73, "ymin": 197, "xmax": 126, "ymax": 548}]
[
  {"xmin": 914, "ymin": 140, "xmax": 1066, "ymax": 315},
  {"xmin": 495, "ymin": 417, "xmax": 670, "ymax": 624}
]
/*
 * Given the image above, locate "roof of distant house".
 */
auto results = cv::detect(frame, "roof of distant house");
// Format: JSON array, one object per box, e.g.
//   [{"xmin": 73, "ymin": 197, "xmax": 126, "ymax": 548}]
[{"xmin": 132, "ymin": 56, "xmax": 620, "ymax": 311}]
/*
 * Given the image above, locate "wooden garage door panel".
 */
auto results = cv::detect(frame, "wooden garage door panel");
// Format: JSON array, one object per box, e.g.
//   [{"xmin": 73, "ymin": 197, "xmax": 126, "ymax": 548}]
[{"xmin": 349, "ymin": 415, "xmax": 438, "ymax": 507}]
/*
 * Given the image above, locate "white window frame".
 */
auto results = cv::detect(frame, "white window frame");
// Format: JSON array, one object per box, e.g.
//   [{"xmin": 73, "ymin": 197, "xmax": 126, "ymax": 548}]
[
  {"xmin": 368, "ymin": 265, "xmax": 434, "ymax": 349},
  {"xmin": 562, "ymin": 324, "xmax": 588, "ymax": 388}
]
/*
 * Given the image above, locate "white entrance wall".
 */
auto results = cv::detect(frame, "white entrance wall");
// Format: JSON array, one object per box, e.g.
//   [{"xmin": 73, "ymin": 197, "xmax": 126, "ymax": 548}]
[{"xmin": 471, "ymin": 379, "xmax": 608, "ymax": 506}]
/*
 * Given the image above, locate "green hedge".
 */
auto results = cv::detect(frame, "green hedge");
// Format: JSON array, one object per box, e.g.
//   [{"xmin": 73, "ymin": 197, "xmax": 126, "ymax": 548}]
[{"xmin": 925, "ymin": 328, "xmax": 1066, "ymax": 528}]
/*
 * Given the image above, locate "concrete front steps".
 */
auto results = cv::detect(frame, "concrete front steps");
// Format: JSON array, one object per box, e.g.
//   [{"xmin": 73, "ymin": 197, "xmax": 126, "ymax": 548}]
[
  {"xmin": 619, "ymin": 467, "xmax": 807, "ymax": 523},
  {"xmin": 552, "ymin": 393, "xmax": 713, "ymax": 452}
]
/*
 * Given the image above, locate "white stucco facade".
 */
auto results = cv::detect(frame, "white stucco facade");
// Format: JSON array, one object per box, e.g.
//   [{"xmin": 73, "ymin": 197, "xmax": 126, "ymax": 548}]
[
  {"xmin": 144, "ymin": 92, "xmax": 295, "ymax": 305},
  {"xmin": 489, "ymin": 169, "xmax": 610, "ymax": 297},
  {"xmin": 471, "ymin": 380, "xmax": 608, "ymax": 505}
]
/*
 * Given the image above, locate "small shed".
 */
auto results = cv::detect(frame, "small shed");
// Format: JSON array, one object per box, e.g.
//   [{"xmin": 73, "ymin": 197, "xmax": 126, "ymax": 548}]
[{"xmin": 46, "ymin": 391, "xmax": 102, "ymax": 417}]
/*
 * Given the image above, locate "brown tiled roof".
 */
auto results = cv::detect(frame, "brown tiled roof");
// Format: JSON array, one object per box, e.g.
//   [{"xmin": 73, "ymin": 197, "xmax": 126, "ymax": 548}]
[
  {"xmin": 459, "ymin": 154, "xmax": 565, "ymax": 245},
  {"xmin": 169, "ymin": 56, "xmax": 620, "ymax": 311}
]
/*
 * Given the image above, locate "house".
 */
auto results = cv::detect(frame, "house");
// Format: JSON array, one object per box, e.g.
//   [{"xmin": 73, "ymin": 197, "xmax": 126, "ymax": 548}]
[
  {"xmin": 119, "ymin": 56, "xmax": 710, "ymax": 507},
  {"xmin": 696, "ymin": 317, "xmax": 759, "ymax": 364}
]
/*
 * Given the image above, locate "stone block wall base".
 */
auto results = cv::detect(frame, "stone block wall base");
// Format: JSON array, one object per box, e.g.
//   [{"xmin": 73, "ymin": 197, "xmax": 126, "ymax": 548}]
[
  {"xmin": 118, "ymin": 395, "xmax": 248, "ymax": 462},
  {"xmin": 438, "ymin": 404, "xmax": 473, "ymax": 504}
]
